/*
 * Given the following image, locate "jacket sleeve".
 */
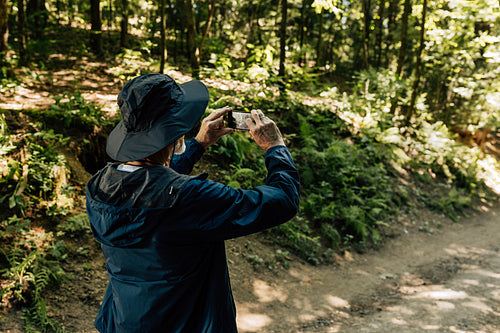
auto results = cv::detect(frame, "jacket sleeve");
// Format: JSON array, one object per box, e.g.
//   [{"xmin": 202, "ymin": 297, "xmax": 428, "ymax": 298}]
[
  {"xmin": 165, "ymin": 146, "xmax": 300, "ymax": 241},
  {"xmin": 169, "ymin": 139, "xmax": 205, "ymax": 175}
]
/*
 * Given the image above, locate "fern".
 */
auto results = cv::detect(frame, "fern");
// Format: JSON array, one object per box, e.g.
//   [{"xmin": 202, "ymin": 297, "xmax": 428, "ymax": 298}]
[{"xmin": 23, "ymin": 299, "xmax": 68, "ymax": 333}]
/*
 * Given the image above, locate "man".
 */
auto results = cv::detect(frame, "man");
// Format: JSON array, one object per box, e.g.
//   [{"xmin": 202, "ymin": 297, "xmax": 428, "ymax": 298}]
[{"xmin": 86, "ymin": 73, "xmax": 300, "ymax": 332}]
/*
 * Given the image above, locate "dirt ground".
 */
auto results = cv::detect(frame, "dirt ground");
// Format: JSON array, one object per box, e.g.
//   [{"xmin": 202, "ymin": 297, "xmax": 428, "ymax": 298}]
[
  {"xmin": 1, "ymin": 199, "xmax": 499, "ymax": 333},
  {"xmin": 1, "ymin": 61, "xmax": 499, "ymax": 332}
]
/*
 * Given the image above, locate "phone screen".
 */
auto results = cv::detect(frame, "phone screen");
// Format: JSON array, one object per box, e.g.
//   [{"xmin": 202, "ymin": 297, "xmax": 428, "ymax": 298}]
[{"xmin": 227, "ymin": 111, "xmax": 252, "ymax": 130}]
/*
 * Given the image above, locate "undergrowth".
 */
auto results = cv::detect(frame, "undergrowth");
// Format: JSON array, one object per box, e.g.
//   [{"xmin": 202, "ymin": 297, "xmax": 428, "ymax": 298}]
[
  {"xmin": 206, "ymin": 69, "xmax": 499, "ymax": 264},
  {"xmin": 0, "ymin": 105, "xmax": 99, "ymax": 332}
]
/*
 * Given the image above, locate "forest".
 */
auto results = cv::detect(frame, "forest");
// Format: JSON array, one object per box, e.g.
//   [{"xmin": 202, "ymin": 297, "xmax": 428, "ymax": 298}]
[{"xmin": 0, "ymin": 0, "xmax": 499, "ymax": 331}]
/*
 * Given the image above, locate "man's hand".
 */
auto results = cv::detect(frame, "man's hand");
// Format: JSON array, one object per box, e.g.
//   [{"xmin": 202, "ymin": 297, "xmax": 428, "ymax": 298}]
[
  {"xmin": 246, "ymin": 109, "xmax": 285, "ymax": 151},
  {"xmin": 195, "ymin": 106, "xmax": 235, "ymax": 149}
]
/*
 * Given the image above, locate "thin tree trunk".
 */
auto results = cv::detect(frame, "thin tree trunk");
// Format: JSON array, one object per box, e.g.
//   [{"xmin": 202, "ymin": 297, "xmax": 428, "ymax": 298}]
[
  {"xmin": 27, "ymin": 0, "xmax": 47, "ymax": 39},
  {"xmin": 120, "ymin": 0, "xmax": 128, "ymax": 49},
  {"xmin": 278, "ymin": 0, "xmax": 287, "ymax": 78},
  {"xmin": 199, "ymin": 0, "xmax": 216, "ymax": 61},
  {"xmin": 316, "ymin": 8, "xmax": 324, "ymax": 67},
  {"xmin": 407, "ymin": 0, "xmax": 427, "ymax": 123},
  {"xmin": 17, "ymin": 0, "xmax": 27, "ymax": 65},
  {"xmin": 375, "ymin": 0, "xmax": 385, "ymax": 67},
  {"xmin": 108, "ymin": 1, "xmax": 112, "ymax": 33},
  {"xmin": 0, "ymin": 0, "xmax": 8, "ymax": 52},
  {"xmin": 90, "ymin": 0, "xmax": 103, "ymax": 56},
  {"xmin": 390, "ymin": 0, "xmax": 411, "ymax": 114},
  {"xmin": 362, "ymin": 0, "xmax": 372, "ymax": 69},
  {"xmin": 166, "ymin": 0, "xmax": 177, "ymax": 61},
  {"xmin": 159, "ymin": 0, "xmax": 167, "ymax": 73},
  {"xmin": 185, "ymin": 0, "xmax": 199, "ymax": 77},
  {"xmin": 384, "ymin": 0, "xmax": 399, "ymax": 67},
  {"xmin": 395, "ymin": 0, "xmax": 411, "ymax": 76}
]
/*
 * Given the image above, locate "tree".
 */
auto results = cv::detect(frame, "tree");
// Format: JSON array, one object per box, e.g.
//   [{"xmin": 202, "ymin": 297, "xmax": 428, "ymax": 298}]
[
  {"xmin": 0, "ymin": 0, "xmax": 8, "ymax": 53},
  {"xmin": 120, "ymin": 0, "xmax": 129, "ymax": 49},
  {"xmin": 385, "ymin": 0, "xmax": 399, "ymax": 67},
  {"xmin": 17, "ymin": 0, "xmax": 27, "ymax": 65},
  {"xmin": 199, "ymin": 0, "xmax": 216, "ymax": 61},
  {"xmin": 90, "ymin": 0, "xmax": 103, "ymax": 56},
  {"xmin": 27, "ymin": 0, "xmax": 48, "ymax": 39},
  {"xmin": 390, "ymin": 0, "xmax": 411, "ymax": 114},
  {"xmin": 407, "ymin": 0, "xmax": 427, "ymax": 123},
  {"xmin": 278, "ymin": 0, "xmax": 287, "ymax": 79},
  {"xmin": 374, "ymin": 0, "xmax": 385, "ymax": 67},
  {"xmin": 184, "ymin": 0, "xmax": 199, "ymax": 76},
  {"xmin": 316, "ymin": 7, "xmax": 324, "ymax": 67},
  {"xmin": 298, "ymin": 0, "xmax": 313, "ymax": 66},
  {"xmin": 159, "ymin": 0, "xmax": 167, "ymax": 73},
  {"xmin": 395, "ymin": 0, "xmax": 411, "ymax": 77},
  {"xmin": 312, "ymin": 0, "xmax": 342, "ymax": 67},
  {"xmin": 362, "ymin": 0, "xmax": 372, "ymax": 68}
]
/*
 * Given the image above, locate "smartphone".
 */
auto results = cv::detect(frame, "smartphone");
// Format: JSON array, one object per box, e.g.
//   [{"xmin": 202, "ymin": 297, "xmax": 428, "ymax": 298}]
[{"xmin": 226, "ymin": 110, "xmax": 252, "ymax": 131}]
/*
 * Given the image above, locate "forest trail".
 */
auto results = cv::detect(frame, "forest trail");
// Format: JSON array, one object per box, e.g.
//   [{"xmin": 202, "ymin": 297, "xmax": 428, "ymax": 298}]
[{"xmin": 230, "ymin": 203, "xmax": 500, "ymax": 333}]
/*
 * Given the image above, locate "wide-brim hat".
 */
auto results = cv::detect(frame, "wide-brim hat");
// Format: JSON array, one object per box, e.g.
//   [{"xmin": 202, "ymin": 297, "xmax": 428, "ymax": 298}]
[{"xmin": 106, "ymin": 73, "xmax": 209, "ymax": 162}]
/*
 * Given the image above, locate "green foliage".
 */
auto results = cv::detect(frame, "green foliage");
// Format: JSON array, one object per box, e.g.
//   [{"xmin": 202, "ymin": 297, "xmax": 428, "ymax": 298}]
[
  {"xmin": 0, "ymin": 121, "xmax": 74, "ymax": 217},
  {"xmin": 269, "ymin": 217, "xmax": 322, "ymax": 265},
  {"xmin": 0, "ymin": 114, "xmax": 77, "ymax": 332},
  {"xmin": 23, "ymin": 299, "xmax": 68, "ymax": 333},
  {"xmin": 38, "ymin": 92, "xmax": 112, "ymax": 132},
  {"xmin": 296, "ymin": 136, "xmax": 393, "ymax": 247},
  {"xmin": 58, "ymin": 214, "xmax": 91, "ymax": 235},
  {"xmin": 0, "ymin": 217, "xmax": 67, "ymax": 302}
]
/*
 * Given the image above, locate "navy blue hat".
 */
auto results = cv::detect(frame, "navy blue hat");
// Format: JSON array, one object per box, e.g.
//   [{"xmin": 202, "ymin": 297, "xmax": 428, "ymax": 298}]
[{"xmin": 106, "ymin": 73, "xmax": 209, "ymax": 162}]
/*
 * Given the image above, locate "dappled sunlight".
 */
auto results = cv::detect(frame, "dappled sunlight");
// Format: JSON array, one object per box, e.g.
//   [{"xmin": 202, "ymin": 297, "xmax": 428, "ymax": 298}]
[
  {"xmin": 233, "ymin": 228, "xmax": 500, "ymax": 332},
  {"xmin": 0, "ymin": 86, "xmax": 54, "ymax": 110},
  {"xmin": 325, "ymin": 295, "xmax": 350, "ymax": 309},
  {"xmin": 236, "ymin": 303, "xmax": 273, "ymax": 332},
  {"xmin": 405, "ymin": 286, "xmax": 469, "ymax": 300},
  {"xmin": 252, "ymin": 279, "xmax": 287, "ymax": 303},
  {"xmin": 474, "ymin": 268, "xmax": 500, "ymax": 280}
]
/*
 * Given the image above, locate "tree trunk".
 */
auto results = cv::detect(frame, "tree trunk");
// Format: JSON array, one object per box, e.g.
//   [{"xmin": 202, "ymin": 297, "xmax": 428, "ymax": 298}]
[
  {"xmin": 27, "ymin": 0, "xmax": 47, "ymax": 39},
  {"xmin": 298, "ymin": 0, "xmax": 310, "ymax": 66},
  {"xmin": 384, "ymin": 0, "xmax": 399, "ymax": 67},
  {"xmin": 107, "ymin": 1, "xmax": 112, "ymax": 33},
  {"xmin": 375, "ymin": 0, "xmax": 385, "ymax": 67},
  {"xmin": 407, "ymin": 0, "xmax": 427, "ymax": 123},
  {"xmin": 0, "ymin": 0, "xmax": 8, "ymax": 52},
  {"xmin": 199, "ymin": 0, "xmax": 216, "ymax": 61},
  {"xmin": 120, "ymin": 0, "xmax": 128, "ymax": 49},
  {"xmin": 362, "ymin": 0, "xmax": 372, "ymax": 69},
  {"xmin": 395, "ymin": 0, "xmax": 411, "ymax": 77},
  {"xmin": 159, "ymin": 0, "xmax": 166, "ymax": 73},
  {"xmin": 90, "ymin": 0, "xmax": 103, "ymax": 56},
  {"xmin": 278, "ymin": 0, "xmax": 287, "ymax": 79},
  {"xmin": 184, "ymin": 0, "xmax": 199, "ymax": 77},
  {"xmin": 316, "ymin": 7, "xmax": 324, "ymax": 67},
  {"xmin": 17, "ymin": 0, "xmax": 27, "ymax": 65},
  {"xmin": 390, "ymin": 0, "xmax": 411, "ymax": 114}
]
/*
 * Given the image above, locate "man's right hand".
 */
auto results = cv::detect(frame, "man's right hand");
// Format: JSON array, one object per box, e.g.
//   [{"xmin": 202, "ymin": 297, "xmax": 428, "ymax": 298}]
[{"xmin": 246, "ymin": 109, "xmax": 285, "ymax": 151}]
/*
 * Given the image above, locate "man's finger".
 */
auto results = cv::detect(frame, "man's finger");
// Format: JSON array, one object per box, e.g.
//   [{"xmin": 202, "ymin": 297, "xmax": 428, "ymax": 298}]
[
  {"xmin": 206, "ymin": 106, "xmax": 232, "ymax": 121},
  {"xmin": 251, "ymin": 109, "xmax": 264, "ymax": 126},
  {"xmin": 246, "ymin": 117, "xmax": 256, "ymax": 132},
  {"xmin": 208, "ymin": 118, "xmax": 225, "ymax": 130}
]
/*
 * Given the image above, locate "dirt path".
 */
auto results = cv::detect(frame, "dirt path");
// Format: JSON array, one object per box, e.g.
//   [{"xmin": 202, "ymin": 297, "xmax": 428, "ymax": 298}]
[
  {"xmin": 5, "ymin": 202, "xmax": 494, "ymax": 333},
  {"xmin": 230, "ymin": 203, "xmax": 500, "ymax": 333}
]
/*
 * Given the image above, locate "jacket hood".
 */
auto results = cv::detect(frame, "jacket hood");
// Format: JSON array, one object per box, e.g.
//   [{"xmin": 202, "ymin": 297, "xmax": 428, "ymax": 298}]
[{"xmin": 85, "ymin": 164, "xmax": 196, "ymax": 247}]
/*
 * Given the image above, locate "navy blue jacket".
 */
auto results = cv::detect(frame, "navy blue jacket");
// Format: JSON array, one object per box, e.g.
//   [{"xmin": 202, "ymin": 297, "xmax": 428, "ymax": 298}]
[{"xmin": 86, "ymin": 139, "xmax": 300, "ymax": 332}]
